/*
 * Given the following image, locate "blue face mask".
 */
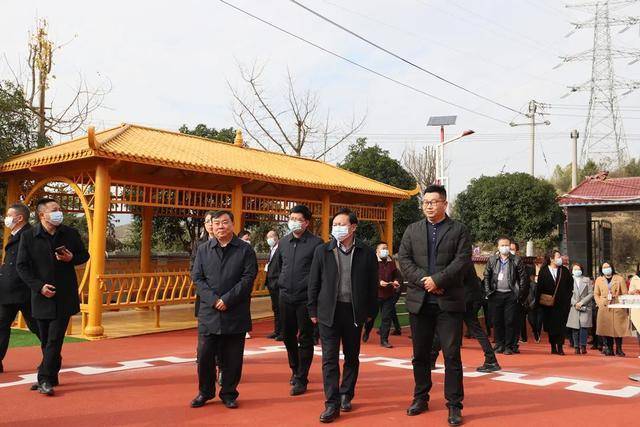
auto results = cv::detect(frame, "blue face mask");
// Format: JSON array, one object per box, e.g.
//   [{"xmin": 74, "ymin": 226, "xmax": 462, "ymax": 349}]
[
  {"xmin": 47, "ymin": 211, "xmax": 64, "ymax": 226},
  {"xmin": 379, "ymin": 249, "xmax": 389, "ymax": 259},
  {"xmin": 287, "ymin": 220, "xmax": 302, "ymax": 233},
  {"xmin": 331, "ymin": 225, "xmax": 350, "ymax": 241},
  {"xmin": 602, "ymin": 267, "xmax": 613, "ymax": 277},
  {"xmin": 572, "ymin": 270, "xmax": 582, "ymax": 278}
]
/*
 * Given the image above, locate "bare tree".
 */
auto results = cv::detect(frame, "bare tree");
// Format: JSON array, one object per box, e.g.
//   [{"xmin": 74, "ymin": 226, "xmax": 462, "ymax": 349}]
[
  {"xmin": 2, "ymin": 19, "xmax": 109, "ymax": 147},
  {"xmin": 229, "ymin": 62, "xmax": 365, "ymax": 158},
  {"xmin": 401, "ymin": 145, "xmax": 437, "ymax": 194}
]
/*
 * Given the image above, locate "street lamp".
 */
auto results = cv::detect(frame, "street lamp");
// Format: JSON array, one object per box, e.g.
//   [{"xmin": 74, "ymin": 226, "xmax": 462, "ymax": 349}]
[{"xmin": 436, "ymin": 129, "xmax": 475, "ymax": 191}]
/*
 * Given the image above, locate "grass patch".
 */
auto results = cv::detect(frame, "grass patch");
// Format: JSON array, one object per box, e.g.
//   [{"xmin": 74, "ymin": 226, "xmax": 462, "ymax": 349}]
[{"xmin": 9, "ymin": 328, "xmax": 86, "ymax": 348}]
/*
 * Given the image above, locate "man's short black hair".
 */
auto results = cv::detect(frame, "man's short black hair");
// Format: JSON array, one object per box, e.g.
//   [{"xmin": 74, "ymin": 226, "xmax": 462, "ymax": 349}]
[
  {"xmin": 9, "ymin": 203, "xmax": 30, "ymax": 221},
  {"xmin": 376, "ymin": 241, "xmax": 388, "ymax": 248},
  {"xmin": 423, "ymin": 184, "xmax": 447, "ymax": 200},
  {"xmin": 212, "ymin": 210, "xmax": 234, "ymax": 222},
  {"xmin": 238, "ymin": 230, "xmax": 250, "ymax": 239},
  {"xmin": 290, "ymin": 204, "xmax": 312, "ymax": 221},
  {"xmin": 496, "ymin": 236, "xmax": 511, "ymax": 244},
  {"xmin": 332, "ymin": 207, "xmax": 358, "ymax": 224},
  {"xmin": 35, "ymin": 197, "xmax": 58, "ymax": 214}
]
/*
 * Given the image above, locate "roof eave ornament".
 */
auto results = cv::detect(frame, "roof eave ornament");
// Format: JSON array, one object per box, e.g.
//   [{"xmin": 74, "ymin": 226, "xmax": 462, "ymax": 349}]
[
  {"xmin": 234, "ymin": 129, "xmax": 245, "ymax": 147},
  {"xmin": 88, "ymin": 126, "xmax": 98, "ymax": 150}
]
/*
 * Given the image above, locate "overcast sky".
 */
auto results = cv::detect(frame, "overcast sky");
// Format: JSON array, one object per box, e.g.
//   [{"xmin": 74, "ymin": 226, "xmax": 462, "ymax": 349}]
[{"xmin": 2, "ymin": 0, "xmax": 639, "ymax": 198}]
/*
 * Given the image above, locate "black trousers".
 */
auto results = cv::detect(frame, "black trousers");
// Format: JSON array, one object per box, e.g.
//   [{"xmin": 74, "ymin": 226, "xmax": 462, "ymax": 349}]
[
  {"xmin": 268, "ymin": 287, "xmax": 281, "ymax": 336},
  {"xmin": 512, "ymin": 304, "xmax": 528, "ymax": 347},
  {"xmin": 37, "ymin": 316, "xmax": 70, "ymax": 385},
  {"xmin": 410, "ymin": 303, "xmax": 464, "ymax": 409},
  {"xmin": 480, "ymin": 299, "xmax": 492, "ymax": 336},
  {"xmin": 280, "ymin": 300, "xmax": 315, "ymax": 385},
  {"xmin": 528, "ymin": 307, "xmax": 543, "ymax": 341},
  {"xmin": 0, "ymin": 302, "xmax": 40, "ymax": 364},
  {"xmin": 319, "ymin": 302, "xmax": 362, "ymax": 407},
  {"xmin": 391, "ymin": 292, "xmax": 401, "ymax": 332},
  {"xmin": 197, "ymin": 332, "xmax": 245, "ymax": 401},
  {"xmin": 489, "ymin": 291, "xmax": 518, "ymax": 350},
  {"xmin": 364, "ymin": 297, "xmax": 396, "ymax": 341},
  {"xmin": 432, "ymin": 300, "xmax": 496, "ymax": 364}
]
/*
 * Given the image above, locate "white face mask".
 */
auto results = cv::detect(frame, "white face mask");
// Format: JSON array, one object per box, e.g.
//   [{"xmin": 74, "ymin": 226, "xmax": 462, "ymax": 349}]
[
  {"xmin": 47, "ymin": 211, "xmax": 64, "ymax": 226},
  {"xmin": 331, "ymin": 225, "xmax": 350, "ymax": 241},
  {"xmin": 379, "ymin": 249, "xmax": 389, "ymax": 259},
  {"xmin": 267, "ymin": 238, "xmax": 276, "ymax": 248},
  {"xmin": 555, "ymin": 258, "xmax": 563, "ymax": 267},
  {"xmin": 572, "ymin": 270, "xmax": 582, "ymax": 278},
  {"xmin": 510, "ymin": 250, "xmax": 516, "ymax": 256},
  {"xmin": 602, "ymin": 267, "xmax": 613, "ymax": 277},
  {"xmin": 498, "ymin": 245, "xmax": 510, "ymax": 255},
  {"xmin": 4, "ymin": 215, "xmax": 16, "ymax": 230},
  {"xmin": 288, "ymin": 220, "xmax": 302, "ymax": 233}
]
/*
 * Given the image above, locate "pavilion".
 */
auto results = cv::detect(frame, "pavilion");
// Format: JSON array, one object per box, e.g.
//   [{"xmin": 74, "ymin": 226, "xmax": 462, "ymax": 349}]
[{"xmin": 0, "ymin": 124, "xmax": 412, "ymax": 339}]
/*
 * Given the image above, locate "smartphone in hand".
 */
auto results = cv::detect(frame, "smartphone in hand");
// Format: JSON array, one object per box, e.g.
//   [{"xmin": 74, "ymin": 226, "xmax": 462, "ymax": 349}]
[{"xmin": 54, "ymin": 246, "xmax": 67, "ymax": 255}]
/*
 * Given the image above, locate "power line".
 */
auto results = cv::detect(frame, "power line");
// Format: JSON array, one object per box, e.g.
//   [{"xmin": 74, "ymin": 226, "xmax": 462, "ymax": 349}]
[
  {"xmin": 289, "ymin": 0, "xmax": 525, "ymax": 117},
  {"xmin": 217, "ymin": 0, "xmax": 510, "ymax": 125}
]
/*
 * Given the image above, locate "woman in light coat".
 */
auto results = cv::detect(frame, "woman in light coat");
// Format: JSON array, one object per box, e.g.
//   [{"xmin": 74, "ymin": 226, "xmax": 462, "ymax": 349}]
[
  {"xmin": 594, "ymin": 262, "xmax": 630, "ymax": 356},
  {"xmin": 566, "ymin": 263, "xmax": 593, "ymax": 354}
]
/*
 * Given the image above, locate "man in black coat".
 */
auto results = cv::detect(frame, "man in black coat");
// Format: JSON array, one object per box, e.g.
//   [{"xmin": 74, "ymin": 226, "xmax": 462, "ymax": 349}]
[
  {"xmin": 483, "ymin": 237, "xmax": 529, "ymax": 355},
  {"xmin": 264, "ymin": 229, "xmax": 282, "ymax": 340},
  {"xmin": 189, "ymin": 210, "xmax": 257, "ymax": 409},
  {"xmin": 16, "ymin": 198, "xmax": 90, "ymax": 396},
  {"xmin": 1, "ymin": 203, "xmax": 40, "ymax": 373},
  {"xmin": 398, "ymin": 185, "xmax": 470, "ymax": 426},
  {"xmin": 273, "ymin": 205, "xmax": 323, "ymax": 396},
  {"xmin": 308, "ymin": 208, "xmax": 378, "ymax": 423}
]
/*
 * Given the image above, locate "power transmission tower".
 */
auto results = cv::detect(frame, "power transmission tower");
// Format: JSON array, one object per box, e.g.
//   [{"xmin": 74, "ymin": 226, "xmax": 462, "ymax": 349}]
[{"xmin": 556, "ymin": 0, "xmax": 640, "ymax": 168}]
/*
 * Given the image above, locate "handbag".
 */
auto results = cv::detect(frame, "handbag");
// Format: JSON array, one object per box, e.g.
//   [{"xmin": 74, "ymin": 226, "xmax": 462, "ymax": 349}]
[{"xmin": 539, "ymin": 268, "xmax": 561, "ymax": 307}]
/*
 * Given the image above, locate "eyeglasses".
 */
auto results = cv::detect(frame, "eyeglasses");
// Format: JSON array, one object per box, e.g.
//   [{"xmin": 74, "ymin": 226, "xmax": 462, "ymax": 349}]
[{"xmin": 422, "ymin": 200, "xmax": 444, "ymax": 207}]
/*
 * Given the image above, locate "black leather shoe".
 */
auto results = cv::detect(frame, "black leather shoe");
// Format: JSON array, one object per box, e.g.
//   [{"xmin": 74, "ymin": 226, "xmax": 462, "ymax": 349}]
[
  {"xmin": 190, "ymin": 394, "xmax": 212, "ymax": 408},
  {"xmin": 320, "ymin": 406, "xmax": 340, "ymax": 423},
  {"xmin": 476, "ymin": 362, "xmax": 501, "ymax": 373},
  {"xmin": 275, "ymin": 335, "xmax": 283, "ymax": 341},
  {"xmin": 512, "ymin": 346, "xmax": 521, "ymax": 354},
  {"xmin": 289, "ymin": 374, "xmax": 296, "ymax": 385},
  {"xmin": 0, "ymin": 361, "xmax": 3, "ymax": 373},
  {"xmin": 223, "ymin": 399, "xmax": 238, "ymax": 409},
  {"xmin": 381, "ymin": 340, "xmax": 393, "ymax": 348},
  {"xmin": 448, "ymin": 407, "xmax": 463, "ymax": 426},
  {"xmin": 494, "ymin": 346, "xmax": 505, "ymax": 354},
  {"xmin": 391, "ymin": 329, "xmax": 401, "ymax": 336},
  {"xmin": 406, "ymin": 399, "xmax": 428, "ymax": 416},
  {"xmin": 503, "ymin": 348, "xmax": 513, "ymax": 355},
  {"xmin": 267, "ymin": 332, "xmax": 278, "ymax": 339},
  {"xmin": 557, "ymin": 346, "xmax": 565, "ymax": 356},
  {"xmin": 30, "ymin": 383, "xmax": 39, "ymax": 391},
  {"xmin": 38, "ymin": 382, "xmax": 54, "ymax": 396},
  {"xmin": 340, "ymin": 395, "xmax": 352, "ymax": 412},
  {"xmin": 290, "ymin": 383, "xmax": 307, "ymax": 396},
  {"xmin": 362, "ymin": 331, "xmax": 370, "ymax": 343},
  {"xmin": 615, "ymin": 349, "xmax": 626, "ymax": 357}
]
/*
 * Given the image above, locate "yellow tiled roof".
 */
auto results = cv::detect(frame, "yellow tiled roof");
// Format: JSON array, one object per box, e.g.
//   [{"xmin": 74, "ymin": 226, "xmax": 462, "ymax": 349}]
[{"xmin": 1, "ymin": 124, "xmax": 411, "ymax": 199}]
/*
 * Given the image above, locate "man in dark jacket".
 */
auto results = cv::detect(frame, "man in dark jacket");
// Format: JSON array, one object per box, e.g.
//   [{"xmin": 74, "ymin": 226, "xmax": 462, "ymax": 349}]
[
  {"xmin": 189, "ymin": 210, "xmax": 257, "ymax": 409},
  {"xmin": 483, "ymin": 237, "xmax": 530, "ymax": 355},
  {"xmin": 274, "ymin": 205, "xmax": 323, "ymax": 396},
  {"xmin": 1, "ymin": 203, "xmax": 39, "ymax": 373},
  {"xmin": 16, "ymin": 198, "xmax": 90, "ymax": 396},
  {"xmin": 398, "ymin": 185, "xmax": 470, "ymax": 426},
  {"xmin": 308, "ymin": 208, "xmax": 377, "ymax": 423},
  {"xmin": 363, "ymin": 241, "xmax": 401, "ymax": 348},
  {"xmin": 264, "ymin": 229, "xmax": 282, "ymax": 340},
  {"xmin": 431, "ymin": 262, "xmax": 501, "ymax": 373}
]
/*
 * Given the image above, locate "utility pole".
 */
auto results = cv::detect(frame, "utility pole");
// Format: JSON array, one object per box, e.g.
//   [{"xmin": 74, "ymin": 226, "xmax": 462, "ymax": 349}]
[
  {"xmin": 571, "ymin": 129, "xmax": 580, "ymax": 189},
  {"xmin": 510, "ymin": 100, "xmax": 551, "ymax": 176}
]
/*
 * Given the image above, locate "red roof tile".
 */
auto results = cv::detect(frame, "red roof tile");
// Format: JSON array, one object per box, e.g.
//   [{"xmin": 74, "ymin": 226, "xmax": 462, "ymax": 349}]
[{"xmin": 558, "ymin": 176, "xmax": 640, "ymax": 207}]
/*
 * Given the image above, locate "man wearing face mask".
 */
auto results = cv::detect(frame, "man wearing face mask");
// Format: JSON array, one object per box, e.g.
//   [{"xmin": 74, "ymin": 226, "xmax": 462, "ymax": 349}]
[
  {"xmin": 274, "ymin": 205, "xmax": 323, "ymax": 396},
  {"xmin": 16, "ymin": 198, "xmax": 89, "ymax": 396},
  {"xmin": 264, "ymin": 230, "xmax": 282, "ymax": 340},
  {"xmin": 1, "ymin": 203, "xmax": 40, "ymax": 373},
  {"xmin": 483, "ymin": 237, "xmax": 529, "ymax": 355},
  {"xmin": 308, "ymin": 208, "xmax": 378, "ymax": 423}
]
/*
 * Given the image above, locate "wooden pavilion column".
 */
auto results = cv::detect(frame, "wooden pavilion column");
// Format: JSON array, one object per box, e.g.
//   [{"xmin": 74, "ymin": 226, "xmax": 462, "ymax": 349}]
[
  {"xmin": 231, "ymin": 183, "xmax": 244, "ymax": 234},
  {"xmin": 85, "ymin": 162, "xmax": 110, "ymax": 339},
  {"xmin": 2, "ymin": 175, "xmax": 19, "ymax": 258},
  {"xmin": 384, "ymin": 200, "xmax": 394, "ymax": 251},
  {"xmin": 140, "ymin": 206, "xmax": 153, "ymax": 273},
  {"xmin": 321, "ymin": 194, "xmax": 331, "ymax": 242}
]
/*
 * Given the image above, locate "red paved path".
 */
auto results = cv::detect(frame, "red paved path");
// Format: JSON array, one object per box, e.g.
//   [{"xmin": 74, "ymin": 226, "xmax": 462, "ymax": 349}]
[{"xmin": 1, "ymin": 320, "xmax": 639, "ymax": 426}]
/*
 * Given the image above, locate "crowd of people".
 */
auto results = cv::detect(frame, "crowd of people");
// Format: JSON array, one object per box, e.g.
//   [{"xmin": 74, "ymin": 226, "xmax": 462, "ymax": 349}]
[{"xmin": 1, "ymin": 186, "xmax": 639, "ymax": 426}]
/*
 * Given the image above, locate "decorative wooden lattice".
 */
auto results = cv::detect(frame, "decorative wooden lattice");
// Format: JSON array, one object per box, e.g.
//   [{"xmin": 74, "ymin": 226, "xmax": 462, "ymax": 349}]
[
  {"xmin": 242, "ymin": 194, "xmax": 322, "ymax": 221},
  {"xmin": 330, "ymin": 203, "xmax": 387, "ymax": 222}
]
